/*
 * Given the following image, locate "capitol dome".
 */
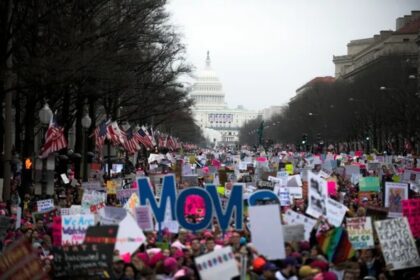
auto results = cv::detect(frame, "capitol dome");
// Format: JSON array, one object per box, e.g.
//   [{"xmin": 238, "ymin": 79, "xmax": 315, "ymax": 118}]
[{"xmin": 190, "ymin": 52, "xmax": 226, "ymax": 109}]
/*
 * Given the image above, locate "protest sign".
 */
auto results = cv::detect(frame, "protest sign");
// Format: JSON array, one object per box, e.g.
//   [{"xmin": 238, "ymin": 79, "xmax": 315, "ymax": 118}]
[
  {"xmin": 106, "ymin": 179, "xmax": 119, "ymax": 195},
  {"xmin": 81, "ymin": 190, "xmax": 106, "ymax": 214},
  {"xmin": 325, "ymin": 198, "xmax": 348, "ymax": 227},
  {"xmin": 182, "ymin": 174, "xmax": 199, "ymax": 186},
  {"xmin": 288, "ymin": 187, "xmax": 303, "ymax": 200},
  {"xmin": 283, "ymin": 224, "xmax": 305, "ymax": 242},
  {"xmin": 367, "ymin": 162, "xmax": 381, "ymax": 172},
  {"xmin": 284, "ymin": 209, "xmax": 316, "ymax": 240},
  {"xmin": 98, "ymin": 206, "xmax": 127, "ymax": 225},
  {"xmin": 84, "ymin": 225, "xmax": 118, "ymax": 255},
  {"xmin": 195, "ymin": 246, "xmax": 239, "ymax": 280},
  {"xmin": 116, "ymin": 188, "xmax": 137, "ymax": 205},
  {"xmin": 124, "ymin": 192, "xmax": 140, "ymax": 216},
  {"xmin": 287, "ymin": 174, "xmax": 303, "ymax": 187},
  {"xmin": 402, "ymin": 169, "xmax": 420, "ymax": 183},
  {"xmin": 375, "ymin": 217, "xmax": 420, "ymax": 270},
  {"xmin": 115, "ymin": 213, "xmax": 146, "ymax": 256},
  {"xmin": 327, "ymin": 181, "xmax": 337, "ymax": 196},
  {"xmin": 285, "ymin": 163, "xmax": 294, "ymax": 175},
  {"xmin": 61, "ymin": 214, "xmax": 95, "ymax": 245},
  {"xmin": 249, "ymin": 205, "xmax": 285, "ymax": 260},
  {"xmin": 32, "ymin": 208, "xmax": 59, "ymax": 225},
  {"xmin": 256, "ymin": 180, "xmax": 275, "ymax": 190},
  {"xmin": 135, "ymin": 206, "xmax": 154, "ymax": 231},
  {"xmin": 346, "ymin": 217, "xmax": 374, "ymax": 250},
  {"xmin": 81, "ymin": 181, "xmax": 104, "ymax": 191},
  {"xmin": 273, "ymin": 185, "xmax": 290, "ymax": 206},
  {"xmin": 37, "ymin": 198, "xmax": 54, "ymax": 212},
  {"xmin": 0, "ymin": 238, "xmax": 48, "ymax": 280},
  {"xmin": 385, "ymin": 182, "xmax": 408, "ymax": 218},
  {"xmin": 53, "ymin": 243, "xmax": 113, "ymax": 279},
  {"xmin": 306, "ymin": 172, "xmax": 327, "ymax": 218},
  {"xmin": 345, "ymin": 165, "xmax": 360, "ymax": 179},
  {"xmin": 402, "ymin": 199, "xmax": 420, "ymax": 238},
  {"xmin": 359, "ymin": 177, "xmax": 380, "ymax": 192}
]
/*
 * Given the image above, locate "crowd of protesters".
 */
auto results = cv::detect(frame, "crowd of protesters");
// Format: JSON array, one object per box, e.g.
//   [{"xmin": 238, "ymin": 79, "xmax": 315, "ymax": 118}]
[{"xmin": 1, "ymin": 145, "xmax": 420, "ymax": 280}]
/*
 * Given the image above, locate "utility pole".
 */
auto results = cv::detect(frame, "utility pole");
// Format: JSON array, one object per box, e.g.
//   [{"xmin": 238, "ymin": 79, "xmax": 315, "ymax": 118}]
[{"xmin": 3, "ymin": 0, "xmax": 14, "ymax": 201}]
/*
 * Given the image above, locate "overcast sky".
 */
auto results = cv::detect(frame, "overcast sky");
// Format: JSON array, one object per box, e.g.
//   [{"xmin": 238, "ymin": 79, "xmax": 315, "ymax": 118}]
[{"xmin": 167, "ymin": 0, "xmax": 419, "ymax": 111}]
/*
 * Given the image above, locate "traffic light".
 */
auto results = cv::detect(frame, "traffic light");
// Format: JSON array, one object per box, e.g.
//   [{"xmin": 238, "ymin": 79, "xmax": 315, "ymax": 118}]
[{"xmin": 22, "ymin": 158, "xmax": 33, "ymax": 190}]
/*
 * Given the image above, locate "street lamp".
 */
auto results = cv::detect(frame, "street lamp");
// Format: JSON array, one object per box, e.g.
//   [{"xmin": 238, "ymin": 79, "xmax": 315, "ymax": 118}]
[
  {"xmin": 81, "ymin": 113, "xmax": 92, "ymax": 182},
  {"xmin": 39, "ymin": 103, "xmax": 53, "ymax": 195}
]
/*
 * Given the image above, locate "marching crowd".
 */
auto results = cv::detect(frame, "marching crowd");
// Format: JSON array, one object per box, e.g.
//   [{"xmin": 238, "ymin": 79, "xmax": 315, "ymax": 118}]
[{"xmin": 1, "ymin": 145, "xmax": 420, "ymax": 280}]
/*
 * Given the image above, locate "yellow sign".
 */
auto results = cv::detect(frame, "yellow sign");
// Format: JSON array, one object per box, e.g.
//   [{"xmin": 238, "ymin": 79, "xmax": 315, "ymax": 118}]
[
  {"xmin": 106, "ymin": 180, "xmax": 118, "ymax": 195},
  {"xmin": 285, "ymin": 163, "xmax": 294, "ymax": 175}
]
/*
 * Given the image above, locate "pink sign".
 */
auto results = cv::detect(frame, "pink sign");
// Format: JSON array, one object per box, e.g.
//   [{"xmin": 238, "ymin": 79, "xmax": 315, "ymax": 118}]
[
  {"xmin": 184, "ymin": 195, "xmax": 206, "ymax": 217},
  {"xmin": 402, "ymin": 199, "xmax": 420, "ymax": 238},
  {"xmin": 256, "ymin": 157, "xmax": 267, "ymax": 162},
  {"xmin": 327, "ymin": 181, "xmax": 337, "ymax": 196}
]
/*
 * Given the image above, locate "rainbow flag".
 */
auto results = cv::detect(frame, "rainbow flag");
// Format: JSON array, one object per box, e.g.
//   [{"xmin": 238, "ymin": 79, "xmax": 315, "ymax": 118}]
[{"xmin": 317, "ymin": 227, "xmax": 355, "ymax": 264}]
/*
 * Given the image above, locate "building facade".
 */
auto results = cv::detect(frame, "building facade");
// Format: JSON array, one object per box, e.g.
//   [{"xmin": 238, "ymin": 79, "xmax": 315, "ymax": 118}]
[
  {"xmin": 190, "ymin": 52, "xmax": 259, "ymax": 144},
  {"xmin": 333, "ymin": 11, "xmax": 420, "ymax": 79}
]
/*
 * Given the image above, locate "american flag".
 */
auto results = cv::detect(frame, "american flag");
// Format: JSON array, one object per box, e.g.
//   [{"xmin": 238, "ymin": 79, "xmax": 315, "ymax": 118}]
[
  {"xmin": 122, "ymin": 127, "xmax": 140, "ymax": 155},
  {"xmin": 39, "ymin": 116, "xmax": 68, "ymax": 158},
  {"xmin": 106, "ymin": 121, "xmax": 125, "ymax": 146},
  {"xmin": 146, "ymin": 126, "xmax": 157, "ymax": 147},
  {"xmin": 92, "ymin": 119, "xmax": 109, "ymax": 152},
  {"xmin": 134, "ymin": 126, "xmax": 154, "ymax": 149}
]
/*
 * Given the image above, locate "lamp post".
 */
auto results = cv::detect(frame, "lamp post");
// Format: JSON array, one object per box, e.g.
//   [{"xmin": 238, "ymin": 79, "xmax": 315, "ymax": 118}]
[
  {"xmin": 81, "ymin": 113, "xmax": 92, "ymax": 182},
  {"xmin": 39, "ymin": 103, "xmax": 53, "ymax": 195}
]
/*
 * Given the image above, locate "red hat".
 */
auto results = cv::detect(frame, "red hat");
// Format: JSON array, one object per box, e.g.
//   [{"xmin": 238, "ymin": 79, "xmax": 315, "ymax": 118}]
[
  {"xmin": 252, "ymin": 257, "xmax": 266, "ymax": 273},
  {"xmin": 164, "ymin": 257, "xmax": 178, "ymax": 274},
  {"xmin": 310, "ymin": 260, "xmax": 329, "ymax": 272},
  {"xmin": 150, "ymin": 252, "xmax": 165, "ymax": 267}
]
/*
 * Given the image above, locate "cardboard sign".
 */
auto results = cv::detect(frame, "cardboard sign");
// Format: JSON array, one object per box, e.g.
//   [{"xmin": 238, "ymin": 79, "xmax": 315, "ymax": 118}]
[
  {"xmin": 325, "ymin": 198, "xmax": 348, "ymax": 227},
  {"xmin": 375, "ymin": 217, "xmax": 420, "ymax": 270},
  {"xmin": 195, "ymin": 246, "xmax": 239, "ymax": 280},
  {"xmin": 283, "ymin": 224, "xmax": 305, "ymax": 242},
  {"xmin": 385, "ymin": 182, "xmax": 408, "ymax": 218},
  {"xmin": 284, "ymin": 209, "xmax": 316, "ymax": 240},
  {"xmin": 306, "ymin": 172, "xmax": 327, "ymax": 218},
  {"xmin": 53, "ymin": 243, "xmax": 113, "ymax": 279},
  {"xmin": 402, "ymin": 199, "xmax": 420, "ymax": 238},
  {"xmin": 249, "ymin": 205, "xmax": 285, "ymax": 260},
  {"xmin": 36, "ymin": 198, "xmax": 54, "ymax": 212},
  {"xmin": 0, "ymin": 238, "xmax": 48, "ymax": 280},
  {"xmin": 82, "ymin": 181, "xmax": 104, "ymax": 191},
  {"xmin": 115, "ymin": 213, "xmax": 146, "ymax": 256},
  {"xmin": 61, "ymin": 214, "xmax": 95, "ymax": 245},
  {"xmin": 359, "ymin": 177, "xmax": 380, "ymax": 192},
  {"xmin": 135, "ymin": 206, "xmax": 154, "ymax": 231},
  {"xmin": 346, "ymin": 217, "xmax": 374, "ymax": 250}
]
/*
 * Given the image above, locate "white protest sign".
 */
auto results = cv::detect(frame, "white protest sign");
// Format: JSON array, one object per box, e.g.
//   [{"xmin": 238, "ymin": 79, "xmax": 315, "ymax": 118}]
[
  {"xmin": 249, "ymin": 205, "xmax": 285, "ymax": 260},
  {"xmin": 284, "ymin": 209, "xmax": 316, "ymax": 241},
  {"xmin": 81, "ymin": 190, "xmax": 106, "ymax": 213},
  {"xmin": 61, "ymin": 214, "xmax": 95, "ymax": 245},
  {"xmin": 287, "ymin": 175, "xmax": 303, "ymax": 187},
  {"xmin": 325, "ymin": 198, "xmax": 348, "ymax": 227},
  {"xmin": 60, "ymin": 173, "xmax": 70, "ymax": 184},
  {"xmin": 283, "ymin": 224, "xmax": 305, "ymax": 242},
  {"xmin": 306, "ymin": 172, "xmax": 327, "ymax": 218},
  {"xmin": 273, "ymin": 186, "xmax": 290, "ymax": 206},
  {"xmin": 154, "ymin": 204, "xmax": 179, "ymax": 233},
  {"xmin": 37, "ymin": 199, "xmax": 54, "ymax": 212},
  {"xmin": 375, "ymin": 217, "xmax": 420, "ymax": 270},
  {"xmin": 124, "ymin": 192, "xmax": 140, "ymax": 216},
  {"xmin": 116, "ymin": 213, "xmax": 146, "ymax": 256},
  {"xmin": 99, "ymin": 206, "xmax": 127, "ymax": 225},
  {"xmin": 195, "ymin": 246, "xmax": 239, "ymax": 280},
  {"xmin": 385, "ymin": 182, "xmax": 408, "ymax": 218},
  {"xmin": 346, "ymin": 217, "xmax": 374, "ymax": 250},
  {"xmin": 288, "ymin": 187, "xmax": 303, "ymax": 200},
  {"xmin": 135, "ymin": 206, "xmax": 154, "ymax": 231},
  {"xmin": 82, "ymin": 181, "xmax": 104, "ymax": 191},
  {"xmin": 345, "ymin": 165, "xmax": 360, "ymax": 178}
]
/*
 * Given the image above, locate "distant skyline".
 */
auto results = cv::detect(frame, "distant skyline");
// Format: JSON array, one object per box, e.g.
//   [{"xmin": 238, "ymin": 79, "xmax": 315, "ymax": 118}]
[{"xmin": 167, "ymin": 0, "xmax": 419, "ymax": 111}]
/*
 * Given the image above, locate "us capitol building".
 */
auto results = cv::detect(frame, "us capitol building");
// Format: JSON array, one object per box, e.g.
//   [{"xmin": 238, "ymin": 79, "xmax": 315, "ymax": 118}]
[{"xmin": 190, "ymin": 52, "xmax": 259, "ymax": 144}]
